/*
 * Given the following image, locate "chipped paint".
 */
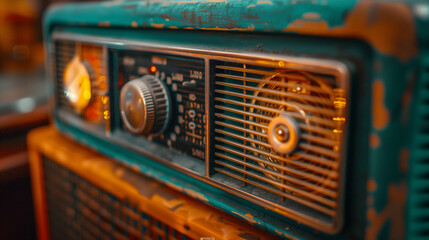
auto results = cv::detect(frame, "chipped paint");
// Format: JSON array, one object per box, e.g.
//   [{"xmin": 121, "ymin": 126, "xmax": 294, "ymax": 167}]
[
  {"xmin": 232, "ymin": 211, "xmax": 257, "ymax": 224},
  {"xmin": 44, "ymin": 0, "xmax": 425, "ymax": 62},
  {"xmin": 151, "ymin": 193, "xmax": 185, "ymax": 209},
  {"xmin": 369, "ymin": 133, "xmax": 380, "ymax": 148},
  {"xmin": 367, "ymin": 180, "xmax": 377, "ymax": 192},
  {"xmin": 365, "ymin": 182, "xmax": 407, "ymax": 240},
  {"xmin": 372, "ymin": 81, "xmax": 390, "ymax": 130},
  {"xmin": 97, "ymin": 21, "xmax": 110, "ymax": 27},
  {"xmin": 283, "ymin": 1, "xmax": 418, "ymax": 61},
  {"xmin": 150, "ymin": 23, "xmax": 165, "ymax": 28},
  {"xmin": 161, "ymin": 0, "xmax": 198, "ymax": 6},
  {"xmin": 302, "ymin": 12, "xmax": 320, "ymax": 20},
  {"xmin": 183, "ymin": 188, "xmax": 209, "ymax": 202},
  {"xmin": 257, "ymin": 0, "xmax": 273, "ymax": 5}
]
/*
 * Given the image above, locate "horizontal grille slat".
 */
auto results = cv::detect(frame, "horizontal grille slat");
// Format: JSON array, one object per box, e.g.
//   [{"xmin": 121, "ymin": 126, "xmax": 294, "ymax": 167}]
[
  {"xmin": 301, "ymin": 133, "xmax": 338, "ymax": 147},
  {"xmin": 215, "ymin": 90, "xmax": 335, "ymax": 117},
  {"xmin": 294, "ymin": 152, "xmax": 339, "ymax": 169},
  {"xmin": 215, "ymin": 153, "xmax": 337, "ymax": 201},
  {"xmin": 215, "ymin": 113, "xmax": 267, "ymax": 129},
  {"xmin": 215, "ymin": 96, "xmax": 337, "ymax": 128},
  {"xmin": 299, "ymin": 143, "xmax": 340, "ymax": 159},
  {"xmin": 215, "ymin": 121, "xmax": 266, "ymax": 138},
  {"xmin": 214, "ymin": 163, "xmax": 337, "ymax": 216},
  {"xmin": 215, "ymin": 105, "xmax": 272, "ymax": 122},
  {"xmin": 215, "ymin": 129, "xmax": 272, "ymax": 149},
  {"xmin": 299, "ymin": 124, "xmax": 335, "ymax": 138},
  {"xmin": 215, "ymin": 81, "xmax": 335, "ymax": 108},
  {"xmin": 216, "ymin": 65, "xmax": 337, "ymax": 86},
  {"xmin": 214, "ymin": 122, "xmax": 339, "ymax": 169},
  {"xmin": 215, "ymin": 73, "xmax": 332, "ymax": 95},
  {"xmin": 216, "ymin": 65, "xmax": 285, "ymax": 76},
  {"xmin": 212, "ymin": 59, "xmax": 348, "ymax": 227},
  {"xmin": 215, "ymin": 137, "xmax": 339, "ymax": 180},
  {"xmin": 214, "ymin": 159, "xmax": 337, "ymax": 209},
  {"xmin": 215, "ymin": 144, "xmax": 338, "ymax": 191}
]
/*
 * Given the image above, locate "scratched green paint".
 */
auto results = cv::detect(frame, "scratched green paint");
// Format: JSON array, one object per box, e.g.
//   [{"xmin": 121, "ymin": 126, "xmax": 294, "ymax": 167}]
[
  {"xmin": 44, "ymin": 0, "xmax": 358, "ymax": 32},
  {"xmin": 45, "ymin": 0, "xmax": 429, "ymax": 239}
]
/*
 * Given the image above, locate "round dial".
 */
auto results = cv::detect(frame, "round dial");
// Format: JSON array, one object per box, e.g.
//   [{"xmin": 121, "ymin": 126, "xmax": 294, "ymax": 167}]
[
  {"xmin": 63, "ymin": 55, "xmax": 92, "ymax": 113},
  {"xmin": 120, "ymin": 75, "xmax": 170, "ymax": 135}
]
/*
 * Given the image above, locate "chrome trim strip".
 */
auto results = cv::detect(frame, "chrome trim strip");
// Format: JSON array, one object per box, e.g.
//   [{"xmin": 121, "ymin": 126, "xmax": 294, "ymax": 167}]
[
  {"xmin": 51, "ymin": 31, "xmax": 350, "ymax": 234},
  {"xmin": 52, "ymin": 32, "xmax": 349, "ymax": 92}
]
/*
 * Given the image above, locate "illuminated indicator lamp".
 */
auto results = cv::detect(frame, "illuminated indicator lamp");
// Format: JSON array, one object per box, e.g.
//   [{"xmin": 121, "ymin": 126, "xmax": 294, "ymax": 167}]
[
  {"xmin": 63, "ymin": 56, "xmax": 92, "ymax": 113},
  {"xmin": 149, "ymin": 65, "xmax": 157, "ymax": 73},
  {"xmin": 149, "ymin": 65, "xmax": 157, "ymax": 74}
]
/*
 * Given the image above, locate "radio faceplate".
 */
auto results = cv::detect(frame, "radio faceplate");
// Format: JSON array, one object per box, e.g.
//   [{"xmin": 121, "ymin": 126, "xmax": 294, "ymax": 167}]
[
  {"xmin": 115, "ymin": 51, "xmax": 206, "ymax": 160},
  {"xmin": 52, "ymin": 32, "xmax": 350, "ymax": 234}
]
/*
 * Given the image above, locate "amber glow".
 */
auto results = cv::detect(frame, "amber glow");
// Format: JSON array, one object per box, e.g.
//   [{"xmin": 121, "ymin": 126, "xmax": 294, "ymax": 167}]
[
  {"xmin": 103, "ymin": 110, "xmax": 110, "ymax": 120},
  {"xmin": 333, "ymin": 88, "xmax": 346, "ymax": 152},
  {"xmin": 149, "ymin": 65, "xmax": 157, "ymax": 74},
  {"xmin": 63, "ymin": 55, "xmax": 92, "ymax": 113},
  {"xmin": 101, "ymin": 96, "xmax": 109, "ymax": 104}
]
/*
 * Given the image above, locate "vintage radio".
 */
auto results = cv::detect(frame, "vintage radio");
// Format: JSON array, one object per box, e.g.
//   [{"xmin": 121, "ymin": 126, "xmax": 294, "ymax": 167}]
[
  {"xmin": 44, "ymin": 0, "xmax": 429, "ymax": 239},
  {"xmin": 29, "ymin": 126, "xmax": 277, "ymax": 240}
]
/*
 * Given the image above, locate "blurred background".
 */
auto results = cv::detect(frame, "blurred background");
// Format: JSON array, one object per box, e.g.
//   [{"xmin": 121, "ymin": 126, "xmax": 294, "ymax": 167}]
[{"xmin": 0, "ymin": 1, "xmax": 90, "ymax": 239}]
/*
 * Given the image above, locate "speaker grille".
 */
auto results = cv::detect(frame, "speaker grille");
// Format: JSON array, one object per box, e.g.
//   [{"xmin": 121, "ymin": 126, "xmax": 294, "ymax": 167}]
[
  {"xmin": 43, "ymin": 157, "xmax": 192, "ymax": 240},
  {"xmin": 212, "ymin": 60, "xmax": 348, "ymax": 227}
]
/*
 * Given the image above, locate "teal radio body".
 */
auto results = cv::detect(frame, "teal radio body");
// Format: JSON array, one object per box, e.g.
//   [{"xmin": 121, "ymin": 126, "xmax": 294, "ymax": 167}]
[{"xmin": 44, "ymin": 0, "xmax": 429, "ymax": 239}]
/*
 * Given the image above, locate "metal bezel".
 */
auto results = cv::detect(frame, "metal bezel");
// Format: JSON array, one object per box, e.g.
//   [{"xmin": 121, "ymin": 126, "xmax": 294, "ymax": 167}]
[{"xmin": 51, "ymin": 31, "xmax": 350, "ymax": 234}]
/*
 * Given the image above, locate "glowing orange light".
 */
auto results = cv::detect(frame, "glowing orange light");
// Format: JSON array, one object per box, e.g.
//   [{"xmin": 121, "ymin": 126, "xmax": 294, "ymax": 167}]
[
  {"xmin": 101, "ymin": 96, "xmax": 109, "ymax": 104},
  {"xmin": 149, "ymin": 65, "xmax": 157, "ymax": 74},
  {"xmin": 104, "ymin": 110, "xmax": 110, "ymax": 120}
]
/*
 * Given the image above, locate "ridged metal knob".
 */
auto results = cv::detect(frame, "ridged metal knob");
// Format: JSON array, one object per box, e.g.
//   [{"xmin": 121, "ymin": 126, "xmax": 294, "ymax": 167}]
[{"xmin": 120, "ymin": 75, "xmax": 170, "ymax": 135}]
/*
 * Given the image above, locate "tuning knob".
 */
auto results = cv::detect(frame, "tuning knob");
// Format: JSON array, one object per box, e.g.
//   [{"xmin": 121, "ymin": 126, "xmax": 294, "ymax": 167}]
[{"xmin": 120, "ymin": 75, "xmax": 170, "ymax": 135}]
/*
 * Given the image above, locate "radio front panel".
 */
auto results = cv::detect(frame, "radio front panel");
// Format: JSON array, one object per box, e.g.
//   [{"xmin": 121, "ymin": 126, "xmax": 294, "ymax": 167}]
[
  {"xmin": 52, "ymin": 31, "xmax": 350, "ymax": 234},
  {"xmin": 115, "ymin": 50, "xmax": 206, "ymax": 161}
]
